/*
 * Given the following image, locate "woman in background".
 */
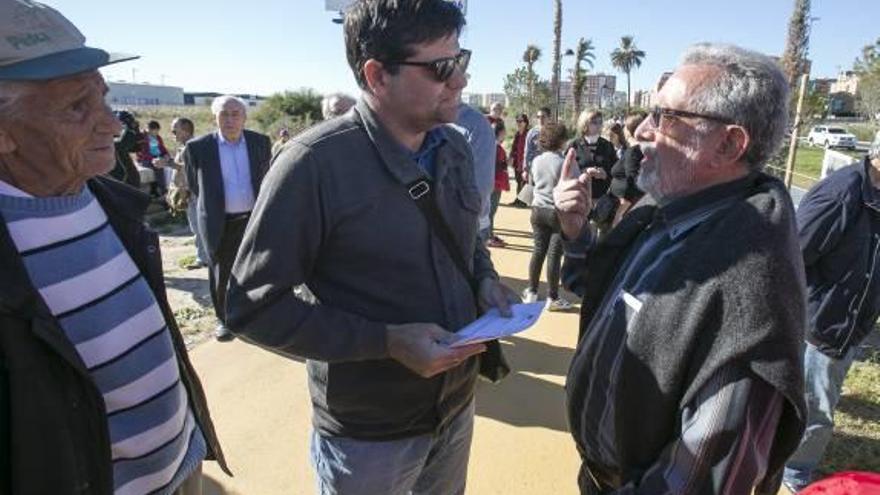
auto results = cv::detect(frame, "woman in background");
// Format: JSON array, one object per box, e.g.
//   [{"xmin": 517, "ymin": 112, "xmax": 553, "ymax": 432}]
[{"xmin": 523, "ymin": 122, "xmax": 575, "ymax": 312}]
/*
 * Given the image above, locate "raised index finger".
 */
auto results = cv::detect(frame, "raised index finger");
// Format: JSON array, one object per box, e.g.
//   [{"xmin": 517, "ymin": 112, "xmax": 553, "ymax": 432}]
[{"xmin": 559, "ymin": 147, "xmax": 577, "ymax": 185}]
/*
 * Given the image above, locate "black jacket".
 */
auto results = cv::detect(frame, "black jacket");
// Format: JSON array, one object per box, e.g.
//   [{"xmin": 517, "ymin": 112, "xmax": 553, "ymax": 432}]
[
  {"xmin": 226, "ymin": 100, "xmax": 496, "ymax": 440},
  {"xmin": 797, "ymin": 157, "xmax": 880, "ymax": 358},
  {"xmin": 568, "ymin": 136, "xmax": 618, "ymax": 198},
  {"xmin": 608, "ymin": 145, "xmax": 644, "ymax": 202},
  {"xmin": 184, "ymin": 129, "xmax": 272, "ymax": 264},
  {"xmin": 0, "ymin": 177, "xmax": 228, "ymax": 494}
]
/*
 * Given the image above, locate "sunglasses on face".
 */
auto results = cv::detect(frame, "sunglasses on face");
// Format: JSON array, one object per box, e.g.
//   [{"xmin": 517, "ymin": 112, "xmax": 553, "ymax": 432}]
[
  {"xmin": 649, "ymin": 106, "xmax": 735, "ymax": 128},
  {"xmin": 387, "ymin": 49, "xmax": 472, "ymax": 82}
]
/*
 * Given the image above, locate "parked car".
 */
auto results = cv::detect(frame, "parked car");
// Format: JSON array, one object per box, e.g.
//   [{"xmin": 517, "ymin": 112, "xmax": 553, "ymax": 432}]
[{"xmin": 807, "ymin": 126, "xmax": 857, "ymax": 149}]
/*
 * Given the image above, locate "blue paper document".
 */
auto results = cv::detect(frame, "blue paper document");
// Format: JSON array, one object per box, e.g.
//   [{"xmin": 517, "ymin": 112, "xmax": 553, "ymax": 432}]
[{"xmin": 449, "ymin": 302, "xmax": 545, "ymax": 347}]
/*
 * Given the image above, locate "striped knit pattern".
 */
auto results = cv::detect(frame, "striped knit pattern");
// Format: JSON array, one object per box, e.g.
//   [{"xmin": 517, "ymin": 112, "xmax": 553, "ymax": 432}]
[{"xmin": 0, "ymin": 183, "xmax": 206, "ymax": 495}]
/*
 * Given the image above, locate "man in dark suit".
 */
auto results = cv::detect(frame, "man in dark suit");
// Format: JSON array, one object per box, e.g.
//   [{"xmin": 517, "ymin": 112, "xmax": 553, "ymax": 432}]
[{"xmin": 185, "ymin": 95, "xmax": 271, "ymax": 341}]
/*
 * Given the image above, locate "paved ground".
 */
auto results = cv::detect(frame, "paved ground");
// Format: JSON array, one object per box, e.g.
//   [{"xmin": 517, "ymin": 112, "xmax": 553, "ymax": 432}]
[{"xmin": 162, "ymin": 190, "xmax": 585, "ymax": 494}]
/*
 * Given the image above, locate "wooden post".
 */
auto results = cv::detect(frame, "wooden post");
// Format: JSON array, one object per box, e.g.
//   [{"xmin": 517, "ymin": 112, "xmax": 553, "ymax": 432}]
[{"xmin": 784, "ymin": 74, "xmax": 809, "ymax": 189}]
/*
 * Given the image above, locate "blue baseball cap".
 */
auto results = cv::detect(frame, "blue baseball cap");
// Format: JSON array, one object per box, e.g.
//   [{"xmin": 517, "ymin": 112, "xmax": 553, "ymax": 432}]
[{"xmin": 0, "ymin": 0, "xmax": 138, "ymax": 81}]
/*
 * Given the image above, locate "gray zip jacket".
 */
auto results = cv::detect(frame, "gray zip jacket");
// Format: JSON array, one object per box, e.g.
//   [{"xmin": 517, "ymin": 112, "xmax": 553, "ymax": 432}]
[{"xmin": 225, "ymin": 99, "xmax": 497, "ymax": 439}]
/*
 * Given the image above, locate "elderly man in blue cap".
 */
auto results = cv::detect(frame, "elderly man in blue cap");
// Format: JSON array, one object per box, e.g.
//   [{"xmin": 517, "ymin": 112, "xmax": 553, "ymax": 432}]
[{"xmin": 0, "ymin": 1, "xmax": 227, "ymax": 493}]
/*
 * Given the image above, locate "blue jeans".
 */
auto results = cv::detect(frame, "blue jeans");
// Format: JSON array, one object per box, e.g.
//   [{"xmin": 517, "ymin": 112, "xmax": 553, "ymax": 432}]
[
  {"xmin": 310, "ymin": 401, "xmax": 474, "ymax": 495},
  {"xmin": 783, "ymin": 342, "xmax": 857, "ymax": 491}
]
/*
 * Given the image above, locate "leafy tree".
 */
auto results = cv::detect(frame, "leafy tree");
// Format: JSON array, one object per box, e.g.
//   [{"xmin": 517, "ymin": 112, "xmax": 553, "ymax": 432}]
[
  {"xmin": 610, "ymin": 36, "xmax": 646, "ymax": 111},
  {"xmin": 504, "ymin": 66, "xmax": 553, "ymax": 119},
  {"xmin": 855, "ymin": 38, "xmax": 880, "ymax": 121},
  {"xmin": 781, "ymin": 0, "xmax": 812, "ymax": 85},
  {"xmin": 522, "ymin": 45, "xmax": 542, "ymax": 113},
  {"xmin": 571, "ymin": 38, "xmax": 596, "ymax": 123},
  {"xmin": 252, "ymin": 89, "xmax": 323, "ymax": 135},
  {"xmin": 550, "ymin": 0, "xmax": 563, "ymax": 119}
]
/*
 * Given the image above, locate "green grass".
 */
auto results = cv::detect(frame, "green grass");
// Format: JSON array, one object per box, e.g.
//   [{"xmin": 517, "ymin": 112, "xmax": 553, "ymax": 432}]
[
  {"xmin": 770, "ymin": 144, "xmax": 864, "ymax": 190},
  {"xmin": 177, "ymin": 254, "xmax": 197, "ymax": 270},
  {"xmin": 820, "ymin": 359, "xmax": 880, "ymax": 474}
]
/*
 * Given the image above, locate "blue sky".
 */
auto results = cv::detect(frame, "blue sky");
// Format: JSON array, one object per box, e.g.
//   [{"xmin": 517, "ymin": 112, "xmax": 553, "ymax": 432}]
[{"xmin": 50, "ymin": 0, "xmax": 879, "ymax": 97}]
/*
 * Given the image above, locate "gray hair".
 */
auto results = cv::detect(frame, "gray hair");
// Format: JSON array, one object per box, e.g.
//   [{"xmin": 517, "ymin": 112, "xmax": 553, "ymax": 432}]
[
  {"xmin": 210, "ymin": 94, "xmax": 248, "ymax": 116},
  {"xmin": 680, "ymin": 43, "xmax": 790, "ymax": 170},
  {"xmin": 870, "ymin": 134, "xmax": 880, "ymax": 160},
  {"xmin": 321, "ymin": 92, "xmax": 356, "ymax": 119}
]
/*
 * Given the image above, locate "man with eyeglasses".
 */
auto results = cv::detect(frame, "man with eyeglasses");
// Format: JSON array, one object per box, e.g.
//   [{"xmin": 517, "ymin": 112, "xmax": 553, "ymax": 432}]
[
  {"xmin": 523, "ymin": 106, "xmax": 552, "ymax": 180},
  {"xmin": 555, "ymin": 43, "xmax": 807, "ymax": 494},
  {"xmin": 225, "ymin": 0, "xmax": 517, "ymax": 493}
]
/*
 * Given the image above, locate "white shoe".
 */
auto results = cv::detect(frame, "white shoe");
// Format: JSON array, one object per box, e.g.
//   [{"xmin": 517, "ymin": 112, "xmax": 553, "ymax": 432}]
[
  {"xmin": 546, "ymin": 297, "xmax": 574, "ymax": 312},
  {"xmin": 522, "ymin": 288, "xmax": 538, "ymax": 303}
]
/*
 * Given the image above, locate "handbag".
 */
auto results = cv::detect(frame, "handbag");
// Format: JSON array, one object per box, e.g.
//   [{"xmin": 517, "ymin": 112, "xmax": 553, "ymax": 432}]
[
  {"xmin": 516, "ymin": 182, "xmax": 534, "ymax": 206},
  {"xmin": 405, "ymin": 179, "xmax": 511, "ymax": 383}
]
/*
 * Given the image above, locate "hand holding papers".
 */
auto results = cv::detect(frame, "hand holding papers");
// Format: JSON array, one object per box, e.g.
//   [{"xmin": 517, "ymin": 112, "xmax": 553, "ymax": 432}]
[{"xmin": 449, "ymin": 302, "xmax": 545, "ymax": 347}]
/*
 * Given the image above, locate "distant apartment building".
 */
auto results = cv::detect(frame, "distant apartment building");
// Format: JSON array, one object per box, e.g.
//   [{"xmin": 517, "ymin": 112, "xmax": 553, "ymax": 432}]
[
  {"xmin": 583, "ymin": 73, "xmax": 616, "ymax": 109},
  {"xmin": 830, "ymin": 71, "xmax": 860, "ymax": 95},
  {"xmin": 106, "ymin": 82, "xmax": 185, "ymax": 107},
  {"xmin": 184, "ymin": 92, "xmax": 266, "ymax": 108},
  {"xmin": 482, "ymin": 93, "xmax": 507, "ymax": 108},
  {"xmin": 631, "ymin": 89, "xmax": 651, "ymax": 109},
  {"xmin": 810, "ymin": 78, "xmax": 835, "ymax": 96},
  {"xmin": 461, "ymin": 92, "xmax": 507, "ymax": 110},
  {"xmin": 556, "ymin": 74, "xmax": 617, "ymax": 116}
]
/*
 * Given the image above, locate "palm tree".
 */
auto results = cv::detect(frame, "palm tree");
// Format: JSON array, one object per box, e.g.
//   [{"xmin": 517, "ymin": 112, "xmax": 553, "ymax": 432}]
[
  {"xmin": 571, "ymin": 38, "xmax": 596, "ymax": 122},
  {"xmin": 523, "ymin": 44, "xmax": 542, "ymax": 112},
  {"xmin": 610, "ymin": 36, "xmax": 646, "ymax": 111},
  {"xmin": 551, "ymin": 0, "xmax": 563, "ymax": 119}
]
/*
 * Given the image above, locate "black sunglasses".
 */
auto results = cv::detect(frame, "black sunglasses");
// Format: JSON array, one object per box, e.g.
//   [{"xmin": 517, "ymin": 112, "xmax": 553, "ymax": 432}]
[
  {"xmin": 386, "ymin": 49, "xmax": 471, "ymax": 82},
  {"xmin": 650, "ymin": 106, "xmax": 735, "ymax": 128}
]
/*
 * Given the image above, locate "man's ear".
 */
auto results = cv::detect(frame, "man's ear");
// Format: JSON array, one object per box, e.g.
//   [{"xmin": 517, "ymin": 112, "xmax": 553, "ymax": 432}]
[
  {"xmin": 0, "ymin": 127, "xmax": 17, "ymax": 154},
  {"xmin": 715, "ymin": 125, "xmax": 749, "ymax": 167},
  {"xmin": 363, "ymin": 59, "xmax": 389, "ymax": 97}
]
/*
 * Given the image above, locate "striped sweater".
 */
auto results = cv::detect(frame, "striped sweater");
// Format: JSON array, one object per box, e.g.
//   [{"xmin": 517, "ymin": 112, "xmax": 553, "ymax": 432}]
[{"xmin": 0, "ymin": 180, "xmax": 205, "ymax": 495}]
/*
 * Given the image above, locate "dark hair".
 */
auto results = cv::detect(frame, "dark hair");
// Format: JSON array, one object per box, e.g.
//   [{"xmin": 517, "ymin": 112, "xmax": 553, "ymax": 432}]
[
  {"xmin": 344, "ymin": 0, "xmax": 466, "ymax": 90},
  {"xmin": 624, "ymin": 111, "xmax": 647, "ymax": 136},
  {"xmin": 515, "ymin": 113, "xmax": 529, "ymax": 128},
  {"xmin": 175, "ymin": 117, "xmax": 194, "ymax": 136},
  {"xmin": 147, "ymin": 120, "xmax": 160, "ymax": 130},
  {"xmin": 608, "ymin": 122, "xmax": 625, "ymax": 146},
  {"xmin": 538, "ymin": 106, "xmax": 552, "ymax": 116},
  {"xmin": 491, "ymin": 119, "xmax": 506, "ymax": 137},
  {"xmin": 539, "ymin": 122, "xmax": 567, "ymax": 152}
]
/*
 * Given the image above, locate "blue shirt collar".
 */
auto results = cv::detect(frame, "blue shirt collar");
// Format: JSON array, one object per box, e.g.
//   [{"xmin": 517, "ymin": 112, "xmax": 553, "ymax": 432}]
[
  {"xmin": 217, "ymin": 130, "xmax": 246, "ymax": 146},
  {"xmin": 408, "ymin": 127, "xmax": 447, "ymax": 178}
]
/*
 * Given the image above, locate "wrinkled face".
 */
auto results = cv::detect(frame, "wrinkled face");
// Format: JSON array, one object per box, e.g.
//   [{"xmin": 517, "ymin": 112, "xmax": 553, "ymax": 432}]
[
  {"xmin": 634, "ymin": 65, "xmax": 721, "ymax": 203},
  {"xmin": 216, "ymin": 101, "xmax": 246, "ymax": 141},
  {"xmin": 0, "ymin": 71, "xmax": 119, "ymax": 188},
  {"xmin": 381, "ymin": 33, "xmax": 468, "ymax": 132}
]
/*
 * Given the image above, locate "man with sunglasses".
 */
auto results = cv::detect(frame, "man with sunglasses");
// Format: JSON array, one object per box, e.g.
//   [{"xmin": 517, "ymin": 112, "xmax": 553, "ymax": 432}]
[
  {"xmin": 225, "ymin": 1, "xmax": 517, "ymax": 493},
  {"xmin": 555, "ymin": 43, "xmax": 807, "ymax": 494}
]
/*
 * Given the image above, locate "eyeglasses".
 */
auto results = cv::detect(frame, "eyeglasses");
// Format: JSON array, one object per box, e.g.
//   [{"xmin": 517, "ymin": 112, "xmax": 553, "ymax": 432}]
[
  {"xmin": 386, "ymin": 49, "xmax": 471, "ymax": 82},
  {"xmin": 650, "ymin": 106, "xmax": 735, "ymax": 128}
]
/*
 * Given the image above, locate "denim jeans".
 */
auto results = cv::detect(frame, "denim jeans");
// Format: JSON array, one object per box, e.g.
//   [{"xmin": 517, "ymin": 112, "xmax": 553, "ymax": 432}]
[
  {"xmin": 783, "ymin": 342, "xmax": 857, "ymax": 491},
  {"xmin": 310, "ymin": 401, "xmax": 475, "ymax": 495}
]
